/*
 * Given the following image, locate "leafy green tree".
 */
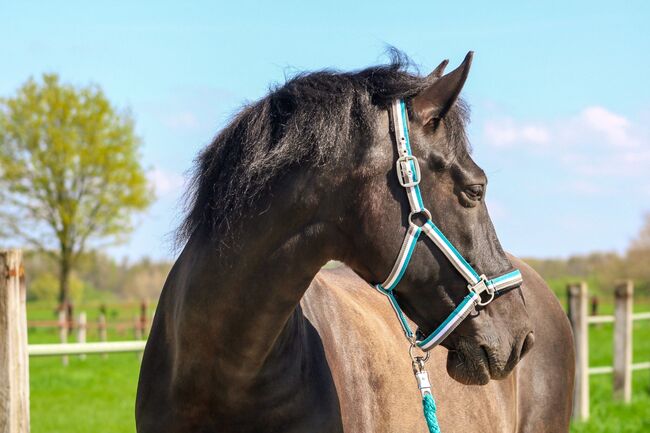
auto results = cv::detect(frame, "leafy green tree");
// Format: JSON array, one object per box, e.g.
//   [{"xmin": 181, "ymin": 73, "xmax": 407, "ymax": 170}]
[
  {"xmin": 0, "ymin": 74, "xmax": 152, "ymax": 307},
  {"xmin": 28, "ymin": 272, "xmax": 85, "ymax": 303},
  {"xmin": 28, "ymin": 273, "xmax": 59, "ymax": 302}
]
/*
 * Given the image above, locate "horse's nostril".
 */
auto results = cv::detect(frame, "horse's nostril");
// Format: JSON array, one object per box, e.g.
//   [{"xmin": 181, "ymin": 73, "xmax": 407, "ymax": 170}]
[{"xmin": 520, "ymin": 332, "xmax": 535, "ymax": 359}]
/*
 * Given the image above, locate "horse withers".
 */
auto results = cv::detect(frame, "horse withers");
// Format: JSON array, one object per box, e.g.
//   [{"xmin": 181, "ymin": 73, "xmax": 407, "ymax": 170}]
[{"xmin": 136, "ymin": 52, "xmax": 574, "ymax": 433}]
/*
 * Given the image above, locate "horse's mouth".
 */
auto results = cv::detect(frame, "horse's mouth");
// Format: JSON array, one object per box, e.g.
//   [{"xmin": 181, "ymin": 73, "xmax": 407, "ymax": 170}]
[{"xmin": 445, "ymin": 346, "xmax": 491, "ymax": 385}]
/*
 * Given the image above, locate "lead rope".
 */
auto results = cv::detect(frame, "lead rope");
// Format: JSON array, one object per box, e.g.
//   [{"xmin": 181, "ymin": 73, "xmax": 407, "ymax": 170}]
[{"xmin": 410, "ymin": 344, "xmax": 441, "ymax": 433}]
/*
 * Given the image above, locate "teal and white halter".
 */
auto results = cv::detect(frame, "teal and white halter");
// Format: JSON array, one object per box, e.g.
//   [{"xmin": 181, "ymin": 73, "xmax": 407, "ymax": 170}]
[{"xmin": 375, "ymin": 99, "xmax": 523, "ymax": 351}]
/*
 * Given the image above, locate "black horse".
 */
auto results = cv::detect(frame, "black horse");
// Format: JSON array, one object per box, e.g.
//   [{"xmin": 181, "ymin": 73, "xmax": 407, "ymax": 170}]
[{"xmin": 136, "ymin": 52, "xmax": 574, "ymax": 433}]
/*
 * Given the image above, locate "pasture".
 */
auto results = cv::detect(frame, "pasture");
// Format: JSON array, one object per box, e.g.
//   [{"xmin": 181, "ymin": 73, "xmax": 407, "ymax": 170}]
[
  {"xmin": 27, "ymin": 302, "xmax": 147, "ymax": 433},
  {"xmin": 25, "ymin": 297, "xmax": 650, "ymax": 433}
]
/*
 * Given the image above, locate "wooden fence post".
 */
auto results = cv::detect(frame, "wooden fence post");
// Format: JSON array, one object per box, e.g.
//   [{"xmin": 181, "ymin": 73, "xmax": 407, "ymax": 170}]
[
  {"xmin": 140, "ymin": 300, "xmax": 149, "ymax": 338},
  {"xmin": 77, "ymin": 312, "xmax": 87, "ymax": 361},
  {"xmin": 613, "ymin": 280, "xmax": 633, "ymax": 402},
  {"xmin": 98, "ymin": 313, "xmax": 108, "ymax": 359},
  {"xmin": 58, "ymin": 309, "xmax": 68, "ymax": 366},
  {"xmin": 568, "ymin": 282, "xmax": 589, "ymax": 421},
  {"xmin": 0, "ymin": 249, "xmax": 30, "ymax": 433}
]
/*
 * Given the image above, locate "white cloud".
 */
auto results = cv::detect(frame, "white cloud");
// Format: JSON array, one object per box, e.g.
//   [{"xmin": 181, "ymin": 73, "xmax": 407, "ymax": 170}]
[
  {"xmin": 483, "ymin": 117, "xmax": 550, "ymax": 147},
  {"xmin": 484, "ymin": 105, "xmax": 644, "ymax": 149},
  {"xmin": 148, "ymin": 168, "xmax": 185, "ymax": 196},
  {"xmin": 482, "ymin": 105, "xmax": 649, "ymax": 179},
  {"xmin": 580, "ymin": 106, "xmax": 639, "ymax": 148}
]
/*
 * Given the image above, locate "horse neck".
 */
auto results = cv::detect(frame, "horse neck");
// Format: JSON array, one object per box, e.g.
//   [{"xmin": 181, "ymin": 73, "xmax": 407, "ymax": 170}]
[{"xmin": 173, "ymin": 191, "xmax": 347, "ymax": 387}]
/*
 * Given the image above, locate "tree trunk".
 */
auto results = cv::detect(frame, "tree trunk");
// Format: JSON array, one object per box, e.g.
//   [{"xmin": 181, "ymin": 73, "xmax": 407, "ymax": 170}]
[{"xmin": 58, "ymin": 250, "xmax": 72, "ymax": 310}]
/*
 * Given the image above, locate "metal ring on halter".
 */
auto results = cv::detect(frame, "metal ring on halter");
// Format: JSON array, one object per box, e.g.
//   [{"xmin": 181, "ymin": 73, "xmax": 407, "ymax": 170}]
[
  {"xmin": 408, "ymin": 209, "xmax": 432, "ymax": 229},
  {"xmin": 409, "ymin": 341, "xmax": 431, "ymax": 364}
]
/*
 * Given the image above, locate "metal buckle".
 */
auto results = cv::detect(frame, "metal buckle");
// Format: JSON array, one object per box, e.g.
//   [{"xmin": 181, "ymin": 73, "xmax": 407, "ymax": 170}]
[
  {"xmin": 396, "ymin": 155, "xmax": 421, "ymax": 188},
  {"xmin": 469, "ymin": 275, "xmax": 495, "ymax": 306}
]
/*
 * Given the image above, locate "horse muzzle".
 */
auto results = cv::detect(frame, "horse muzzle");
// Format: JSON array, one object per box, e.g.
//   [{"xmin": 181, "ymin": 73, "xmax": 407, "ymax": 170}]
[{"xmin": 445, "ymin": 329, "xmax": 535, "ymax": 385}]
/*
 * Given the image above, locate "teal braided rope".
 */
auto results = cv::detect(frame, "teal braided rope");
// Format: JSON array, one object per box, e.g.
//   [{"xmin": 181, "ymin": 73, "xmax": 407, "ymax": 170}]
[{"xmin": 422, "ymin": 393, "xmax": 441, "ymax": 433}]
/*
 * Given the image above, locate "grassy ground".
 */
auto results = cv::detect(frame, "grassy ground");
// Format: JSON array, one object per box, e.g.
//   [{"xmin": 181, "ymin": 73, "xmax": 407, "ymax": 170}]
[
  {"xmin": 27, "ymin": 305, "xmax": 142, "ymax": 433},
  {"xmin": 26, "ymin": 298, "xmax": 650, "ymax": 433},
  {"xmin": 30, "ymin": 355, "xmax": 140, "ymax": 433},
  {"xmin": 569, "ymin": 300, "xmax": 650, "ymax": 433}
]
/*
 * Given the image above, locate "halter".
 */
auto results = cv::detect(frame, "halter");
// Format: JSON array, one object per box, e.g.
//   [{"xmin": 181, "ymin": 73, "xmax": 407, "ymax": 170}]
[{"xmin": 375, "ymin": 99, "xmax": 523, "ymax": 351}]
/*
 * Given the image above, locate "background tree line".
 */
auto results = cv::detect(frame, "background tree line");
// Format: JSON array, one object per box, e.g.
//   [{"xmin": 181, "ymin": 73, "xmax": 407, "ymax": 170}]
[
  {"xmin": 524, "ymin": 213, "xmax": 650, "ymax": 298},
  {"xmin": 24, "ymin": 249, "xmax": 170, "ymax": 303}
]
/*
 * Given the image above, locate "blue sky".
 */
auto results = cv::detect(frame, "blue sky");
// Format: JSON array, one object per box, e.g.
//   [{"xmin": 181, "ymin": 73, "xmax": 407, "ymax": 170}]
[{"xmin": 1, "ymin": 1, "xmax": 649, "ymax": 260}]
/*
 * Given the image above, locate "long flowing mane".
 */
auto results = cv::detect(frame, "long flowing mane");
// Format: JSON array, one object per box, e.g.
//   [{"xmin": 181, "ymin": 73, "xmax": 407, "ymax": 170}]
[{"xmin": 177, "ymin": 51, "xmax": 470, "ymax": 245}]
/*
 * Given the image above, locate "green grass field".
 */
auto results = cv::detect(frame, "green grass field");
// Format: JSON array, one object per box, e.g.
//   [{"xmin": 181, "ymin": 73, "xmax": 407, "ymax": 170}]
[
  {"xmin": 26, "ymin": 299, "xmax": 650, "ymax": 433},
  {"xmin": 30, "ymin": 355, "xmax": 140, "ymax": 433},
  {"xmin": 27, "ymin": 302, "xmax": 144, "ymax": 433}
]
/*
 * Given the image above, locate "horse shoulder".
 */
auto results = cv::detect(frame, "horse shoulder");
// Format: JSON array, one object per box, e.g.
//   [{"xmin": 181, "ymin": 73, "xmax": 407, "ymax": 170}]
[
  {"xmin": 301, "ymin": 266, "xmax": 426, "ymax": 433},
  {"xmin": 301, "ymin": 266, "xmax": 519, "ymax": 433}
]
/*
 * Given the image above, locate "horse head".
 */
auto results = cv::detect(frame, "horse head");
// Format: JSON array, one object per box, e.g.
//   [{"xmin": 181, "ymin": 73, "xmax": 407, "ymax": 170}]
[{"xmin": 344, "ymin": 53, "xmax": 534, "ymax": 385}]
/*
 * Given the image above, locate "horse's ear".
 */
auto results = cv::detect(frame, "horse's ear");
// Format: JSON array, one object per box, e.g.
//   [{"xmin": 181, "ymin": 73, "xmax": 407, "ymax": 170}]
[
  {"xmin": 413, "ymin": 52, "xmax": 473, "ymax": 124},
  {"xmin": 426, "ymin": 59, "xmax": 449, "ymax": 81}
]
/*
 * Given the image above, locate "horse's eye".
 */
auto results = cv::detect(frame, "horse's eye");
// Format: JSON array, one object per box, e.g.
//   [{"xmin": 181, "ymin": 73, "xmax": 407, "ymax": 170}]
[{"xmin": 464, "ymin": 184, "xmax": 484, "ymax": 201}]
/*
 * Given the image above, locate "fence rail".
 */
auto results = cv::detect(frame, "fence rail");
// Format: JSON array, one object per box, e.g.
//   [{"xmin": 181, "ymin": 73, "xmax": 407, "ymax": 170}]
[
  {"xmin": 587, "ymin": 315, "xmax": 614, "ymax": 324},
  {"xmin": 586, "ymin": 312, "xmax": 650, "ymax": 324},
  {"xmin": 28, "ymin": 341, "xmax": 146, "ymax": 356},
  {"xmin": 568, "ymin": 280, "xmax": 650, "ymax": 422},
  {"xmin": 28, "ymin": 320, "xmax": 143, "ymax": 329},
  {"xmin": 28, "ymin": 293, "xmax": 150, "ymax": 364}
]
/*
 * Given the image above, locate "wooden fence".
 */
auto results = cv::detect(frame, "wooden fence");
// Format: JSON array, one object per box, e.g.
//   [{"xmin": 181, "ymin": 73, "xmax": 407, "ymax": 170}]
[
  {"xmin": 568, "ymin": 281, "xmax": 650, "ymax": 421},
  {"xmin": 0, "ymin": 249, "xmax": 147, "ymax": 433},
  {"xmin": 40, "ymin": 301, "xmax": 150, "ymax": 365},
  {"xmin": 50, "ymin": 309, "xmax": 149, "ymax": 365}
]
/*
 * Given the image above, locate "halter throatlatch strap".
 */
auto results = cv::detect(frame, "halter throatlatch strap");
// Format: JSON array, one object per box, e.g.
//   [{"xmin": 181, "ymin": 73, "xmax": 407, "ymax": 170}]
[{"xmin": 374, "ymin": 99, "xmax": 523, "ymax": 351}]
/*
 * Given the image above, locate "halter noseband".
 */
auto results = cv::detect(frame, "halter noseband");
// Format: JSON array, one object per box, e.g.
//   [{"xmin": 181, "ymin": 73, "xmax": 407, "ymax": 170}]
[{"xmin": 374, "ymin": 99, "xmax": 523, "ymax": 351}]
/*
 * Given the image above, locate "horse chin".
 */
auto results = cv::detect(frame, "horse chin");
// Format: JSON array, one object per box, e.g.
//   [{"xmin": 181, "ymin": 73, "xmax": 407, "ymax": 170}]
[{"xmin": 444, "ymin": 341, "xmax": 492, "ymax": 386}]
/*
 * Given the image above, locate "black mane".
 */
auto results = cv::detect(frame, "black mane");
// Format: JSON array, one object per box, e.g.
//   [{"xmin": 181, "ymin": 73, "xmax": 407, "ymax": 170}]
[{"xmin": 177, "ymin": 52, "xmax": 470, "ymax": 245}]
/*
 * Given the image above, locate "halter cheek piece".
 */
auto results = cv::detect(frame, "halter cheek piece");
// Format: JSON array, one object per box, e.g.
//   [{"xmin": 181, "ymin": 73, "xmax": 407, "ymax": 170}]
[{"xmin": 375, "ymin": 99, "xmax": 523, "ymax": 351}]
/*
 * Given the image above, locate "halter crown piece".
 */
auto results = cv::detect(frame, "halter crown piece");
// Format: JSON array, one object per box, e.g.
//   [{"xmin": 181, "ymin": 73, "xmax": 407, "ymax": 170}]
[{"xmin": 374, "ymin": 99, "xmax": 523, "ymax": 350}]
